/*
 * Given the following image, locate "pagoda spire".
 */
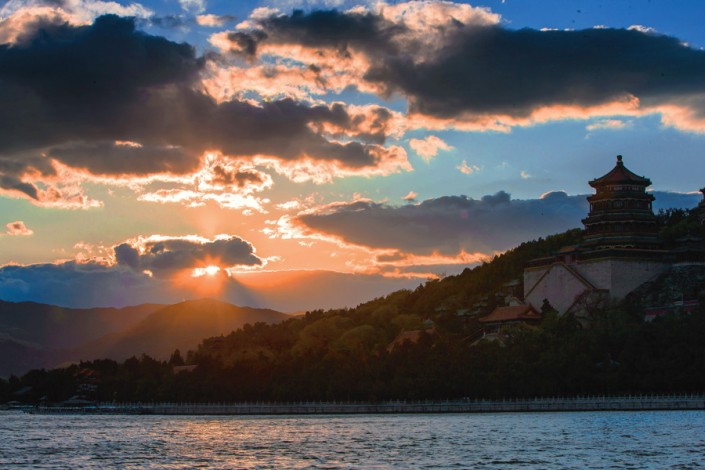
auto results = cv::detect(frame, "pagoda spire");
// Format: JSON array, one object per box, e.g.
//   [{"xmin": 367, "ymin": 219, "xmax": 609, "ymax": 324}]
[{"xmin": 582, "ymin": 155, "xmax": 659, "ymax": 250}]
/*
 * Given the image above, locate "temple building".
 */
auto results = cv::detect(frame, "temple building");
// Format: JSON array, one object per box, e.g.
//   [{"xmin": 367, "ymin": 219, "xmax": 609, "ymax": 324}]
[
  {"xmin": 582, "ymin": 155, "xmax": 660, "ymax": 250},
  {"xmin": 524, "ymin": 155, "xmax": 705, "ymax": 315},
  {"xmin": 479, "ymin": 304, "xmax": 542, "ymax": 334}
]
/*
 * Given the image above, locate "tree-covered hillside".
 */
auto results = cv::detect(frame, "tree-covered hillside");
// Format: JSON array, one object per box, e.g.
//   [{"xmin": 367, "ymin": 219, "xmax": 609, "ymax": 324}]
[{"xmin": 3, "ymin": 208, "xmax": 705, "ymax": 404}]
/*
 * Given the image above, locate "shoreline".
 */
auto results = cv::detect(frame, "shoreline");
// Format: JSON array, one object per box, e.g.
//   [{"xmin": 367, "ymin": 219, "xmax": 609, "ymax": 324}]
[{"xmin": 25, "ymin": 395, "xmax": 705, "ymax": 415}]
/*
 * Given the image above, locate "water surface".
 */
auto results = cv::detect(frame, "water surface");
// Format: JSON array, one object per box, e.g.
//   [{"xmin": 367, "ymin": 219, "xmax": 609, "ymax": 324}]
[{"xmin": 1, "ymin": 411, "xmax": 703, "ymax": 468}]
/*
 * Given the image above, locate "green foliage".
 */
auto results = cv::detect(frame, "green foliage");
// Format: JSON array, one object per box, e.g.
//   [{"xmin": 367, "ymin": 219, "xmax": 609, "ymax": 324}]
[{"xmin": 657, "ymin": 207, "xmax": 705, "ymax": 246}]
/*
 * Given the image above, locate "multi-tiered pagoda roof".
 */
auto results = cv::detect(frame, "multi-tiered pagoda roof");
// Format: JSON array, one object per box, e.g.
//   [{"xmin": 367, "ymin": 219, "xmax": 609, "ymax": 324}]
[{"xmin": 581, "ymin": 155, "xmax": 660, "ymax": 250}]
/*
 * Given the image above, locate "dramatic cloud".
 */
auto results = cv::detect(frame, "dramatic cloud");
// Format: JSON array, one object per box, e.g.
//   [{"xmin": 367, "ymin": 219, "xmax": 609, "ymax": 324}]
[
  {"xmin": 5, "ymin": 220, "xmax": 33, "ymax": 236},
  {"xmin": 289, "ymin": 190, "xmax": 703, "ymax": 257},
  {"xmin": 114, "ymin": 234, "xmax": 264, "ymax": 274},
  {"xmin": 0, "ymin": 0, "xmax": 152, "ymax": 42},
  {"xmin": 292, "ymin": 191, "xmax": 587, "ymax": 256},
  {"xmin": 0, "ymin": 14, "xmax": 410, "ymax": 206},
  {"xmin": 135, "ymin": 152, "xmax": 273, "ymax": 211},
  {"xmin": 227, "ymin": 2, "xmax": 705, "ymax": 131}
]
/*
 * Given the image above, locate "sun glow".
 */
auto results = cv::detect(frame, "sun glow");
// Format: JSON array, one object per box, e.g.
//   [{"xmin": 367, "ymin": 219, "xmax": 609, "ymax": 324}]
[
  {"xmin": 173, "ymin": 264, "xmax": 230, "ymax": 298},
  {"xmin": 192, "ymin": 265, "xmax": 222, "ymax": 277}
]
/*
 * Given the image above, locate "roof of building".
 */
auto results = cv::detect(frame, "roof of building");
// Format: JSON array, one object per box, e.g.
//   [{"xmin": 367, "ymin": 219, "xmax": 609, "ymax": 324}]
[
  {"xmin": 479, "ymin": 304, "xmax": 541, "ymax": 323},
  {"xmin": 589, "ymin": 155, "xmax": 651, "ymax": 187}
]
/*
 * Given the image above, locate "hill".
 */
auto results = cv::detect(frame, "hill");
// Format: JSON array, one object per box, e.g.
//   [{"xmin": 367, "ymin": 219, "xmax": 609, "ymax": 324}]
[
  {"xmin": 0, "ymin": 301, "xmax": 163, "ymax": 376},
  {"xmin": 70, "ymin": 299, "xmax": 289, "ymax": 362},
  {"xmin": 0, "ymin": 299, "xmax": 288, "ymax": 377},
  {"xmin": 0, "ymin": 300, "xmax": 162, "ymax": 350},
  {"xmin": 0, "ymin": 335, "xmax": 44, "ymax": 378}
]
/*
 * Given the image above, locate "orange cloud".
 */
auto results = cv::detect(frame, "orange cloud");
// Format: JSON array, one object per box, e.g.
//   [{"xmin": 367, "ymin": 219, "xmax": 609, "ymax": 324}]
[
  {"xmin": 254, "ymin": 144, "xmax": 411, "ymax": 184},
  {"xmin": 5, "ymin": 220, "xmax": 33, "ymax": 236},
  {"xmin": 0, "ymin": 0, "xmax": 152, "ymax": 45},
  {"xmin": 402, "ymin": 191, "xmax": 417, "ymax": 202},
  {"xmin": 409, "ymin": 135, "xmax": 453, "ymax": 162},
  {"xmin": 456, "ymin": 161, "xmax": 480, "ymax": 175}
]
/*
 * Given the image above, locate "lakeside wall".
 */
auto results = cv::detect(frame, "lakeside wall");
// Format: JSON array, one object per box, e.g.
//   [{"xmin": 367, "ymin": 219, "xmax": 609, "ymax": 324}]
[{"xmin": 28, "ymin": 395, "xmax": 705, "ymax": 415}]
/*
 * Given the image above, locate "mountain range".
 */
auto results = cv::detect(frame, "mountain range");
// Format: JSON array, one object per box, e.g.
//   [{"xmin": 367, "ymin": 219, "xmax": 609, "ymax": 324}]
[{"xmin": 0, "ymin": 299, "xmax": 288, "ymax": 377}]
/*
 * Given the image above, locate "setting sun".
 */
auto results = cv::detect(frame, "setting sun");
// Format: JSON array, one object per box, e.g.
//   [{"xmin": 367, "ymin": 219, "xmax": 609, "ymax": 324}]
[
  {"xmin": 192, "ymin": 265, "xmax": 222, "ymax": 277},
  {"xmin": 205, "ymin": 265, "xmax": 221, "ymax": 276}
]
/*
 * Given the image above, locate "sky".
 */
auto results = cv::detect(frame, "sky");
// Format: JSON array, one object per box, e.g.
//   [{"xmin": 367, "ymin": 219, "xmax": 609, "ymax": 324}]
[{"xmin": 0, "ymin": 0, "xmax": 704, "ymax": 311}]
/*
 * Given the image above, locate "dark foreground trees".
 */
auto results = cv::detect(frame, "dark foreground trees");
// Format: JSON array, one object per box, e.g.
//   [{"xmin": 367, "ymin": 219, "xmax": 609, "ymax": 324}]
[{"xmin": 3, "ymin": 304, "xmax": 705, "ymax": 404}]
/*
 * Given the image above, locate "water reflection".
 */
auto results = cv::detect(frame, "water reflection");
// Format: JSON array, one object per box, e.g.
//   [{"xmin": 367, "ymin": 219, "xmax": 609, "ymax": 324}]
[{"xmin": 0, "ymin": 411, "xmax": 703, "ymax": 468}]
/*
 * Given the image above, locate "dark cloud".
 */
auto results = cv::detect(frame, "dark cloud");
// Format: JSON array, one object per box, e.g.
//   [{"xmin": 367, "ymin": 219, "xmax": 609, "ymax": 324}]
[
  {"xmin": 238, "ymin": 9, "xmax": 705, "ymax": 119},
  {"xmin": 114, "ymin": 243, "xmax": 140, "ymax": 269},
  {"xmin": 1, "ymin": 15, "xmax": 200, "ymax": 115},
  {"xmin": 295, "ymin": 191, "xmax": 702, "ymax": 256},
  {"xmin": 0, "ymin": 15, "xmax": 402, "ymax": 198},
  {"xmin": 0, "ymin": 261, "xmax": 173, "ymax": 308},
  {"xmin": 380, "ymin": 27, "xmax": 705, "ymax": 118},
  {"xmin": 0, "ymin": 175, "xmax": 39, "ymax": 199},
  {"xmin": 228, "ymin": 30, "xmax": 267, "ymax": 56},
  {"xmin": 115, "ymin": 236, "xmax": 263, "ymax": 274},
  {"xmin": 203, "ymin": 99, "xmax": 382, "ymax": 167},
  {"xmin": 232, "ymin": 9, "xmax": 397, "ymax": 57},
  {"xmin": 209, "ymin": 164, "xmax": 265, "ymax": 188},
  {"xmin": 49, "ymin": 142, "xmax": 196, "ymax": 175},
  {"xmin": 0, "ymin": 14, "xmax": 203, "ymax": 187}
]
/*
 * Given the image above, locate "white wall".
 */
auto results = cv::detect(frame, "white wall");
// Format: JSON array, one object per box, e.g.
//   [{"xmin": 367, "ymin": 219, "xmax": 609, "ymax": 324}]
[{"xmin": 524, "ymin": 258, "xmax": 667, "ymax": 314}]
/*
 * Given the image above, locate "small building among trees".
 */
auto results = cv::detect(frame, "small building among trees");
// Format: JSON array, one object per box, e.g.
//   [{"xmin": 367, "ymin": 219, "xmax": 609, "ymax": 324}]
[{"xmin": 479, "ymin": 304, "xmax": 541, "ymax": 334}]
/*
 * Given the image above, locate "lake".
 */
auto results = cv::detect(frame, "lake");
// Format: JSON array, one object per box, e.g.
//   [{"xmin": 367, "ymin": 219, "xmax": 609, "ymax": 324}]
[{"xmin": 1, "ymin": 410, "xmax": 703, "ymax": 468}]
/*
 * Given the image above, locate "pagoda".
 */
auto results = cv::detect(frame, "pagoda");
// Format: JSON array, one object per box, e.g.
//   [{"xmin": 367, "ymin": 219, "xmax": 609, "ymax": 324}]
[
  {"xmin": 523, "ymin": 155, "xmax": 669, "ymax": 315},
  {"xmin": 581, "ymin": 155, "xmax": 660, "ymax": 250},
  {"xmin": 524, "ymin": 154, "xmax": 705, "ymax": 316}
]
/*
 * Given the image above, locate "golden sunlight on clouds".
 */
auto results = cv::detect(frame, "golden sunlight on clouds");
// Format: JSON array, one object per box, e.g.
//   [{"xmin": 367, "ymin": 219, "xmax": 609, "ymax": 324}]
[{"xmin": 409, "ymin": 135, "xmax": 454, "ymax": 162}]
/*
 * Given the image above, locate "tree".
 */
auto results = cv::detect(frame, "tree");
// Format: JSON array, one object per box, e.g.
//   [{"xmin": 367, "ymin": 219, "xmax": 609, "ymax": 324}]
[{"xmin": 169, "ymin": 349, "xmax": 185, "ymax": 366}]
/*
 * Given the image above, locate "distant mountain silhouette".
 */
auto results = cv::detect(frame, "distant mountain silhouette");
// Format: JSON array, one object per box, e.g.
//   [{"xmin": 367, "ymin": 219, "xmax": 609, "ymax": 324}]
[
  {"xmin": 0, "ymin": 299, "xmax": 287, "ymax": 377},
  {"xmin": 0, "ymin": 300, "xmax": 163, "ymax": 376},
  {"xmin": 0, "ymin": 334, "xmax": 44, "ymax": 377},
  {"xmin": 68, "ymin": 299, "xmax": 289, "ymax": 362}
]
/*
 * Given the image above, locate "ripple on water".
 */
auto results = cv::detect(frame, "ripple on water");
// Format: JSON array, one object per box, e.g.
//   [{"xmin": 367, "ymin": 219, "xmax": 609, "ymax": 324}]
[{"xmin": 0, "ymin": 411, "xmax": 704, "ymax": 469}]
